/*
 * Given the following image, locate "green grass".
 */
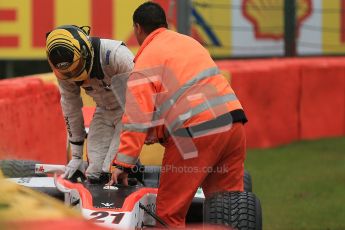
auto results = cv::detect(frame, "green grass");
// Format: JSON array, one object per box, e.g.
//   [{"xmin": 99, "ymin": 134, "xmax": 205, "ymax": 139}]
[{"xmin": 245, "ymin": 137, "xmax": 345, "ymax": 230}]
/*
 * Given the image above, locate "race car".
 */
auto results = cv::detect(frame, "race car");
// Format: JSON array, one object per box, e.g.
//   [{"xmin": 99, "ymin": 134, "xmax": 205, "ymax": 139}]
[{"xmin": 0, "ymin": 159, "xmax": 262, "ymax": 229}]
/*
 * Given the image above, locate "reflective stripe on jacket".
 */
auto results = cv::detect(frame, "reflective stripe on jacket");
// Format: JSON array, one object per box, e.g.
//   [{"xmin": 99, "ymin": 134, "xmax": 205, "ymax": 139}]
[{"xmin": 114, "ymin": 28, "xmax": 244, "ymax": 168}]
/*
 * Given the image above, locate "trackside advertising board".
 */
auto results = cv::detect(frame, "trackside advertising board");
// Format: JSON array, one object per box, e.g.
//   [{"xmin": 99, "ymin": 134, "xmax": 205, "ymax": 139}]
[{"xmin": 0, "ymin": 0, "xmax": 344, "ymax": 59}]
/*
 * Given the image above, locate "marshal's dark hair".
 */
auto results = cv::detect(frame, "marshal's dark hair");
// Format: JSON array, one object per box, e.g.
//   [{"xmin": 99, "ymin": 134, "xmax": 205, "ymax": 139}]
[{"xmin": 133, "ymin": 1, "xmax": 168, "ymax": 34}]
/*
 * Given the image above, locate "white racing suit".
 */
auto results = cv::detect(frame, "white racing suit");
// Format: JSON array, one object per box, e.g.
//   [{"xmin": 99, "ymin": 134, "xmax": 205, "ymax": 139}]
[{"xmin": 58, "ymin": 38, "xmax": 134, "ymax": 179}]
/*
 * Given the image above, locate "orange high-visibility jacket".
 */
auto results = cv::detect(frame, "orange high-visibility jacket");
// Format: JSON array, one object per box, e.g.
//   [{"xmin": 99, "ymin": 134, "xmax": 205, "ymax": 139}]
[{"xmin": 113, "ymin": 28, "xmax": 245, "ymax": 168}]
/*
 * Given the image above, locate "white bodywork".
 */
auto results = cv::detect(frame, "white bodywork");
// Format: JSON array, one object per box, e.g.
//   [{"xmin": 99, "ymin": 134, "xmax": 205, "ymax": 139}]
[
  {"xmin": 8, "ymin": 163, "xmax": 205, "ymax": 229},
  {"xmin": 56, "ymin": 177, "xmax": 158, "ymax": 229}
]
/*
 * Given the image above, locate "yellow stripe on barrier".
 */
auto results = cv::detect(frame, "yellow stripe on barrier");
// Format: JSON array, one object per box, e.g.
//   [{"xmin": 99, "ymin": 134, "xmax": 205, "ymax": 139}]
[{"xmin": 140, "ymin": 144, "xmax": 164, "ymax": 166}]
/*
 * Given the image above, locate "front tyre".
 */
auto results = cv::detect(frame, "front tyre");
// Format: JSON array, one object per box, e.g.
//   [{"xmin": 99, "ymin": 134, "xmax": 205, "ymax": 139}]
[
  {"xmin": 203, "ymin": 191, "xmax": 262, "ymax": 230},
  {"xmin": 0, "ymin": 159, "xmax": 46, "ymax": 177}
]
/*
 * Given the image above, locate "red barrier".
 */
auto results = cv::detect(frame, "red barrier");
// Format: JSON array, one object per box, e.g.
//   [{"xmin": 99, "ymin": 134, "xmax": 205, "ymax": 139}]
[
  {"xmin": 217, "ymin": 57, "xmax": 345, "ymax": 148},
  {"xmin": 0, "ymin": 57, "xmax": 344, "ymax": 163},
  {"xmin": 0, "ymin": 77, "xmax": 66, "ymax": 164},
  {"xmin": 82, "ymin": 107, "xmax": 96, "ymax": 127},
  {"xmin": 218, "ymin": 62, "xmax": 301, "ymax": 148},
  {"xmin": 300, "ymin": 61, "xmax": 345, "ymax": 139}
]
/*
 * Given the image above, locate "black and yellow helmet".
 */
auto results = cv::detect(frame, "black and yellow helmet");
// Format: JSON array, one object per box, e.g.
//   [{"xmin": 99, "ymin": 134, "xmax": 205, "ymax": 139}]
[{"xmin": 46, "ymin": 25, "xmax": 93, "ymax": 81}]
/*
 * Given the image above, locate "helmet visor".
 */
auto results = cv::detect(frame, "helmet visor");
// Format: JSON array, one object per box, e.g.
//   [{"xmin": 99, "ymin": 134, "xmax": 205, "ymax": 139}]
[{"xmin": 48, "ymin": 55, "xmax": 86, "ymax": 81}]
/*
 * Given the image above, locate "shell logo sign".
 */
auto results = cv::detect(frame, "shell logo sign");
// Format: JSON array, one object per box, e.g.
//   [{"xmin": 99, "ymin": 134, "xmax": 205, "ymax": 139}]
[
  {"xmin": 242, "ymin": 0, "xmax": 312, "ymax": 40},
  {"xmin": 323, "ymin": 0, "xmax": 345, "ymax": 53}
]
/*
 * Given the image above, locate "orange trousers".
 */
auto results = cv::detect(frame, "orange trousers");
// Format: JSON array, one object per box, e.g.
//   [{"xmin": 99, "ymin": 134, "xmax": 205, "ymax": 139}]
[{"xmin": 156, "ymin": 123, "xmax": 246, "ymax": 228}]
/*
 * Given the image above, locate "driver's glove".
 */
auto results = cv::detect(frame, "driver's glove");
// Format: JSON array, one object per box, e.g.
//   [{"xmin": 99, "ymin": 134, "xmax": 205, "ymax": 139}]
[{"xmin": 63, "ymin": 144, "xmax": 85, "ymax": 179}]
